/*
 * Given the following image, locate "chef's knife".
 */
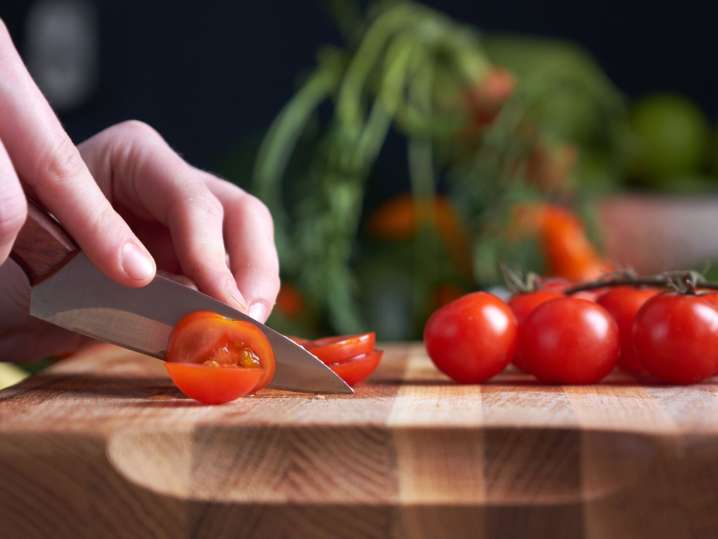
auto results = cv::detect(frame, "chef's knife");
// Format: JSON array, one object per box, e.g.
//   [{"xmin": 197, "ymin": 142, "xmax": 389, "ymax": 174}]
[{"xmin": 10, "ymin": 202, "xmax": 353, "ymax": 394}]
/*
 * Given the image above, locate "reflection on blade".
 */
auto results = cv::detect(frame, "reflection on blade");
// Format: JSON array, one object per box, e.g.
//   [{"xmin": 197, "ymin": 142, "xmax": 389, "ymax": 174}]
[{"xmin": 30, "ymin": 254, "xmax": 352, "ymax": 394}]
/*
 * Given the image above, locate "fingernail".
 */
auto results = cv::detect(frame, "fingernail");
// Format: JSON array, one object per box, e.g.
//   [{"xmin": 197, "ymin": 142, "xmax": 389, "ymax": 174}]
[
  {"xmin": 121, "ymin": 242, "xmax": 155, "ymax": 282},
  {"xmin": 249, "ymin": 302, "xmax": 269, "ymax": 322}
]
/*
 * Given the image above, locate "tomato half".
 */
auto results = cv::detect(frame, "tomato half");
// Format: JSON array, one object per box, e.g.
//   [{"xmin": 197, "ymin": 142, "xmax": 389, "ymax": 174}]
[
  {"xmin": 165, "ymin": 311, "xmax": 276, "ymax": 404},
  {"xmin": 633, "ymin": 294, "xmax": 718, "ymax": 384},
  {"xmin": 519, "ymin": 297, "xmax": 619, "ymax": 384},
  {"xmin": 328, "ymin": 349, "xmax": 384, "ymax": 386},
  {"xmin": 597, "ymin": 287, "xmax": 659, "ymax": 377},
  {"xmin": 165, "ymin": 364, "xmax": 264, "ymax": 405},
  {"xmin": 424, "ymin": 292, "xmax": 517, "ymax": 383},
  {"xmin": 307, "ymin": 333, "xmax": 376, "ymax": 364},
  {"xmin": 508, "ymin": 290, "xmax": 563, "ymax": 373}
]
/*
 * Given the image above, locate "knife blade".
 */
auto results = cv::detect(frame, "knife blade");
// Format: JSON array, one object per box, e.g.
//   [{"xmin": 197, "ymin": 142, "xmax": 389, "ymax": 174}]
[{"xmin": 11, "ymin": 202, "xmax": 353, "ymax": 394}]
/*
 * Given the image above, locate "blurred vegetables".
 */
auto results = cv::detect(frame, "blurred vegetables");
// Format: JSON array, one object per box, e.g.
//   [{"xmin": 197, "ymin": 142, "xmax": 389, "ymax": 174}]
[
  {"xmin": 629, "ymin": 94, "xmax": 710, "ymax": 188},
  {"xmin": 511, "ymin": 203, "xmax": 612, "ymax": 282},
  {"xmin": 254, "ymin": 1, "xmax": 627, "ymax": 336}
]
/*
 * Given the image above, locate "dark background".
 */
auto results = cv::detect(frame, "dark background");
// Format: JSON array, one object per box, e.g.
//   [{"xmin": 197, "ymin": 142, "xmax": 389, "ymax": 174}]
[{"xmin": 2, "ymin": 1, "xmax": 715, "ymax": 177}]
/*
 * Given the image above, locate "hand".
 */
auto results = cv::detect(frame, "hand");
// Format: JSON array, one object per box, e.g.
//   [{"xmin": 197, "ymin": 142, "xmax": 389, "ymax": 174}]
[{"xmin": 0, "ymin": 21, "xmax": 279, "ymax": 361}]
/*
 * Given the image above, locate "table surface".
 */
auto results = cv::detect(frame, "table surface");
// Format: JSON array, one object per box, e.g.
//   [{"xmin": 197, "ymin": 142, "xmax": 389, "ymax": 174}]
[{"xmin": 1, "ymin": 342, "xmax": 717, "ymax": 539}]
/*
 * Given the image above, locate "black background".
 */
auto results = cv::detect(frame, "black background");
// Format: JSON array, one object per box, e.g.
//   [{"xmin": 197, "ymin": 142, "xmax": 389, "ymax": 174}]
[{"xmin": 2, "ymin": 1, "xmax": 715, "ymax": 176}]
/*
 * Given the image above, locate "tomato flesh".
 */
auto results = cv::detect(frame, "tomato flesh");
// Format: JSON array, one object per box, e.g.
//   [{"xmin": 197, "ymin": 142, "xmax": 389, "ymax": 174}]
[
  {"xmin": 633, "ymin": 294, "xmax": 718, "ymax": 384},
  {"xmin": 519, "ymin": 297, "xmax": 619, "ymax": 384},
  {"xmin": 165, "ymin": 311, "xmax": 276, "ymax": 404},
  {"xmin": 307, "ymin": 333, "xmax": 376, "ymax": 364},
  {"xmin": 424, "ymin": 292, "xmax": 517, "ymax": 383},
  {"xmin": 328, "ymin": 350, "xmax": 384, "ymax": 386}
]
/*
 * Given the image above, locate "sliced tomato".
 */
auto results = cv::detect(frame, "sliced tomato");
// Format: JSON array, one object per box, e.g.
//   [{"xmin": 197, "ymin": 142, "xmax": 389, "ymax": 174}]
[
  {"xmin": 328, "ymin": 349, "xmax": 383, "ymax": 386},
  {"xmin": 165, "ymin": 311, "xmax": 276, "ymax": 404},
  {"xmin": 165, "ymin": 363, "xmax": 263, "ymax": 404},
  {"xmin": 289, "ymin": 336, "xmax": 312, "ymax": 347},
  {"xmin": 307, "ymin": 333, "xmax": 376, "ymax": 364}
]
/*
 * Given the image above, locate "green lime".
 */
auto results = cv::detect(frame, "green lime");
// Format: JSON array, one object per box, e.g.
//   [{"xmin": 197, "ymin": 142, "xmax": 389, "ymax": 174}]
[{"xmin": 630, "ymin": 94, "xmax": 709, "ymax": 186}]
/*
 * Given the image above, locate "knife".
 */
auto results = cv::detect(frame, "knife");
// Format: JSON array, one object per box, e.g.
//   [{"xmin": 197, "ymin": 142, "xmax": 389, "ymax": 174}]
[{"xmin": 10, "ymin": 201, "xmax": 353, "ymax": 394}]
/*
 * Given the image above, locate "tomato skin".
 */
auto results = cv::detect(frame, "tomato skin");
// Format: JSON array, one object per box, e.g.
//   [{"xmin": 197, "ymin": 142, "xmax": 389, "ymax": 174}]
[
  {"xmin": 166, "ymin": 311, "xmax": 276, "ymax": 403},
  {"xmin": 597, "ymin": 287, "xmax": 660, "ymax": 376},
  {"xmin": 424, "ymin": 292, "xmax": 517, "ymax": 384},
  {"xmin": 508, "ymin": 290, "xmax": 563, "ymax": 373},
  {"xmin": 329, "ymin": 350, "xmax": 383, "ymax": 386},
  {"xmin": 519, "ymin": 298, "xmax": 619, "ymax": 384},
  {"xmin": 165, "ymin": 363, "xmax": 264, "ymax": 405},
  {"xmin": 633, "ymin": 294, "xmax": 718, "ymax": 384},
  {"xmin": 307, "ymin": 333, "xmax": 376, "ymax": 365}
]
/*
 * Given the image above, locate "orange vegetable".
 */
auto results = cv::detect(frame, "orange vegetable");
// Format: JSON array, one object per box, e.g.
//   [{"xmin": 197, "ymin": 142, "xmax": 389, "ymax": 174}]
[
  {"xmin": 367, "ymin": 194, "xmax": 471, "ymax": 274},
  {"xmin": 511, "ymin": 203, "xmax": 612, "ymax": 282}
]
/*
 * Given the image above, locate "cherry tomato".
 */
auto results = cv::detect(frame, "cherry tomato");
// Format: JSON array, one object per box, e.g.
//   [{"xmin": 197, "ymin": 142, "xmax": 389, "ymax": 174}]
[
  {"xmin": 508, "ymin": 290, "xmax": 563, "ymax": 373},
  {"xmin": 424, "ymin": 292, "xmax": 517, "ymax": 383},
  {"xmin": 537, "ymin": 277, "xmax": 601, "ymax": 301},
  {"xmin": 306, "ymin": 333, "xmax": 376, "ymax": 364},
  {"xmin": 633, "ymin": 294, "xmax": 718, "ymax": 384},
  {"xmin": 165, "ymin": 311, "xmax": 276, "ymax": 404},
  {"xmin": 165, "ymin": 364, "xmax": 264, "ymax": 405},
  {"xmin": 328, "ymin": 349, "xmax": 384, "ymax": 386},
  {"xmin": 597, "ymin": 287, "xmax": 660, "ymax": 376},
  {"xmin": 519, "ymin": 297, "xmax": 619, "ymax": 384}
]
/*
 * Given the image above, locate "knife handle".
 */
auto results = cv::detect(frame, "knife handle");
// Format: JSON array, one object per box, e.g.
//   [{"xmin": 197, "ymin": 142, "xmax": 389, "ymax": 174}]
[{"xmin": 10, "ymin": 200, "xmax": 78, "ymax": 285}]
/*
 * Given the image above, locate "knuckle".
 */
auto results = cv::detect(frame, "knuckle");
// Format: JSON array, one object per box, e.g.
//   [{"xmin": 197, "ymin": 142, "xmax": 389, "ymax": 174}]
[
  {"xmin": 187, "ymin": 189, "xmax": 224, "ymax": 222},
  {"xmin": 36, "ymin": 136, "xmax": 87, "ymax": 187},
  {"xmin": 239, "ymin": 194, "xmax": 274, "ymax": 228},
  {"xmin": 116, "ymin": 120, "xmax": 161, "ymax": 142},
  {"xmin": 0, "ymin": 190, "xmax": 27, "ymax": 239}
]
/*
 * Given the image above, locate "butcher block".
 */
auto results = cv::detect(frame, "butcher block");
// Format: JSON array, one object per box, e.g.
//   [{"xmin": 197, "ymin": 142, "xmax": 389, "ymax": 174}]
[{"xmin": 1, "ymin": 342, "xmax": 718, "ymax": 539}]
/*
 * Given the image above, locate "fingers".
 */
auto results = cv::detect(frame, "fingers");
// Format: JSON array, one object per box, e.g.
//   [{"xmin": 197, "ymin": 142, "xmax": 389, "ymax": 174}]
[
  {"xmin": 0, "ymin": 21, "xmax": 155, "ymax": 286},
  {"xmin": 0, "ymin": 139, "xmax": 27, "ymax": 264},
  {"xmin": 205, "ymin": 177, "xmax": 280, "ymax": 322},
  {"xmin": 78, "ymin": 121, "xmax": 247, "ymax": 311}
]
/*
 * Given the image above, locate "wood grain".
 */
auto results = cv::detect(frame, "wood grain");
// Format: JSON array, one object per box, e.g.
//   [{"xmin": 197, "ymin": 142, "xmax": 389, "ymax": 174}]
[
  {"xmin": 2, "ymin": 343, "xmax": 718, "ymax": 538},
  {"xmin": 10, "ymin": 202, "xmax": 77, "ymax": 285}
]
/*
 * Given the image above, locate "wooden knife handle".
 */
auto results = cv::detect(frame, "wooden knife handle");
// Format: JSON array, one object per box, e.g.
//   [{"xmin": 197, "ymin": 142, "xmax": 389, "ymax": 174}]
[{"xmin": 10, "ymin": 200, "xmax": 78, "ymax": 285}]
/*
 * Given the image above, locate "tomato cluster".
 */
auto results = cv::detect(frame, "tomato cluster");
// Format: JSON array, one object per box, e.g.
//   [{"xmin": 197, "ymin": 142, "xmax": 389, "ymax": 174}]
[
  {"xmin": 292, "ymin": 333, "xmax": 382, "ymax": 386},
  {"xmin": 423, "ymin": 281, "xmax": 718, "ymax": 385}
]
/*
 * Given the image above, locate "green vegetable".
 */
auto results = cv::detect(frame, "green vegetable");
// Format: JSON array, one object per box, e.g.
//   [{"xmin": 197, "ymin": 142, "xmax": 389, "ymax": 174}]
[{"xmin": 629, "ymin": 94, "xmax": 709, "ymax": 186}]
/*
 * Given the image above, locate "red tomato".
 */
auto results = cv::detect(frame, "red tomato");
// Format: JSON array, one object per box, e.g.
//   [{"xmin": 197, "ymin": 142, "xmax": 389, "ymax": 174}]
[
  {"xmin": 536, "ymin": 277, "xmax": 573, "ymax": 294},
  {"xmin": 165, "ymin": 311, "xmax": 276, "ymax": 404},
  {"xmin": 597, "ymin": 287, "xmax": 660, "ymax": 376},
  {"xmin": 307, "ymin": 333, "xmax": 376, "ymax": 364},
  {"xmin": 165, "ymin": 364, "xmax": 264, "ymax": 405},
  {"xmin": 508, "ymin": 290, "xmax": 563, "ymax": 372},
  {"xmin": 535, "ymin": 276, "xmax": 603, "ymax": 301},
  {"xmin": 423, "ymin": 292, "xmax": 517, "ymax": 383},
  {"xmin": 328, "ymin": 349, "xmax": 384, "ymax": 386},
  {"xmin": 519, "ymin": 297, "xmax": 619, "ymax": 384},
  {"xmin": 633, "ymin": 294, "xmax": 718, "ymax": 384}
]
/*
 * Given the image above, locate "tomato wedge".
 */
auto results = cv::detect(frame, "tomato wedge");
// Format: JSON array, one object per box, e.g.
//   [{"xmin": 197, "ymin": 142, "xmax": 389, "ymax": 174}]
[
  {"xmin": 165, "ymin": 311, "xmax": 276, "ymax": 404},
  {"xmin": 306, "ymin": 333, "xmax": 376, "ymax": 364},
  {"xmin": 328, "ymin": 350, "xmax": 384, "ymax": 386}
]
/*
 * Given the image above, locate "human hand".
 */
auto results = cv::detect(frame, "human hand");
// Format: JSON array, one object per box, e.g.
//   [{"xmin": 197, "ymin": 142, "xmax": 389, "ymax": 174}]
[{"xmin": 0, "ymin": 21, "xmax": 279, "ymax": 361}]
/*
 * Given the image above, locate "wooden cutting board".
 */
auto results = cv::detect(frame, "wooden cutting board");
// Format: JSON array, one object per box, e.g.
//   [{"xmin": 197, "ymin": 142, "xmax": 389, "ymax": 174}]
[{"xmin": 1, "ymin": 343, "xmax": 718, "ymax": 539}]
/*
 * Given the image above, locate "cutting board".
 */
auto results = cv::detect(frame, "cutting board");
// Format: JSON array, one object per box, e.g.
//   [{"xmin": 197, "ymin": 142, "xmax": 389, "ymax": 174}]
[{"xmin": 1, "ymin": 343, "xmax": 718, "ymax": 539}]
